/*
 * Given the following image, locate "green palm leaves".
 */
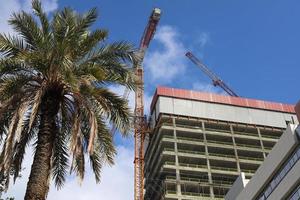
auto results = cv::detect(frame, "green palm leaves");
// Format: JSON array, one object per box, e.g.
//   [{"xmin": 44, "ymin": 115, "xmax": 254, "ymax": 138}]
[{"xmin": 0, "ymin": 0, "xmax": 137, "ymax": 197}]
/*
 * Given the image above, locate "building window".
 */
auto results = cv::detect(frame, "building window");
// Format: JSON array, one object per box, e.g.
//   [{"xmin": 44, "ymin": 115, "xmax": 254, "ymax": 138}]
[
  {"xmin": 287, "ymin": 184, "xmax": 300, "ymax": 200},
  {"xmin": 256, "ymin": 146, "xmax": 300, "ymax": 200},
  {"xmin": 296, "ymin": 125, "xmax": 300, "ymax": 140}
]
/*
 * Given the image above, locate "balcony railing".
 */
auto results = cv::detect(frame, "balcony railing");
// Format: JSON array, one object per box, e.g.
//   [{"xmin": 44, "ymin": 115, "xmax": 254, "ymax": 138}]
[
  {"xmin": 165, "ymin": 176, "xmax": 233, "ymax": 187},
  {"xmin": 164, "ymin": 134, "xmax": 272, "ymax": 150}
]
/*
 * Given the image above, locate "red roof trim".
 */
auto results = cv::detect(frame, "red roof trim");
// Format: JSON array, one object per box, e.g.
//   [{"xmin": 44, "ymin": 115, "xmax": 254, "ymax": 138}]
[{"xmin": 150, "ymin": 86, "xmax": 296, "ymax": 114}]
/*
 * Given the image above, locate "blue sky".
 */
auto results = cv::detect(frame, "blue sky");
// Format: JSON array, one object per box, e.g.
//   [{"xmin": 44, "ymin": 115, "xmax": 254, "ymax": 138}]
[
  {"xmin": 1, "ymin": 0, "xmax": 299, "ymax": 199},
  {"xmin": 57, "ymin": 0, "xmax": 300, "ymax": 104}
]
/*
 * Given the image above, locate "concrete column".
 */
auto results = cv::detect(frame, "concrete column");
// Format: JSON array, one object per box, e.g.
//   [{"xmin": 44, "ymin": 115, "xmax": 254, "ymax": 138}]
[
  {"xmin": 257, "ymin": 127, "xmax": 267, "ymax": 158},
  {"xmin": 230, "ymin": 125, "xmax": 241, "ymax": 172},
  {"xmin": 202, "ymin": 121, "xmax": 215, "ymax": 198},
  {"xmin": 172, "ymin": 118, "xmax": 182, "ymax": 199}
]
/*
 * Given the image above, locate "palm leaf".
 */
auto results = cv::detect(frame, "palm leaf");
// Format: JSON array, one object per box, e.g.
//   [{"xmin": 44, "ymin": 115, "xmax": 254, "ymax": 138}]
[
  {"xmin": 0, "ymin": 1, "xmax": 137, "ymax": 193},
  {"xmin": 0, "ymin": 34, "xmax": 28, "ymax": 57},
  {"xmin": 8, "ymin": 11, "xmax": 42, "ymax": 50},
  {"xmin": 32, "ymin": 0, "xmax": 50, "ymax": 36},
  {"xmin": 52, "ymin": 116, "xmax": 69, "ymax": 189}
]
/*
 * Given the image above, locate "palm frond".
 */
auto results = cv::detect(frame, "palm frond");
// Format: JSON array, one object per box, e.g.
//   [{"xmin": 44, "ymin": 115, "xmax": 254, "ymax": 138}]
[
  {"xmin": 0, "ymin": 74, "xmax": 36, "ymax": 102},
  {"xmin": 70, "ymin": 134, "xmax": 85, "ymax": 183},
  {"xmin": 32, "ymin": 0, "xmax": 49, "ymax": 36},
  {"xmin": 0, "ymin": 2, "xmax": 136, "ymax": 192},
  {"xmin": 79, "ymin": 112, "xmax": 103, "ymax": 183},
  {"xmin": 28, "ymin": 88, "xmax": 43, "ymax": 131},
  {"xmin": 80, "ymin": 41, "xmax": 137, "ymax": 67},
  {"xmin": 12, "ymin": 113, "xmax": 38, "ymax": 182},
  {"xmin": 87, "ymin": 113, "xmax": 97, "ymax": 154},
  {"xmin": 8, "ymin": 11, "xmax": 42, "ymax": 49},
  {"xmin": 96, "ymin": 117, "xmax": 116, "ymax": 165},
  {"xmin": 0, "ymin": 58, "xmax": 32, "ymax": 76},
  {"xmin": 0, "ymin": 34, "xmax": 28, "ymax": 57},
  {"xmin": 1, "ymin": 101, "xmax": 28, "ymax": 174},
  {"xmin": 76, "ymin": 8, "xmax": 98, "ymax": 34},
  {"xmin": 51, "ymin": 7, "xmax": 76, "ymax": 44},
  {"xmin": 52, "ymin": 117, "xmax": 69, "ymax": 189},
  {"xmin": 77, "ymin": 29, "xmax": 108, "ymax": 58},
  {"xmin": 91, "ymin": 88, "xmax": 131, "ymax": 135},
  {"xmin": 70, "ymin": 114, "xmax": 80, "ymax": 153},
  {"xmin": 89, "ymin": 149, "xmax": 102, "ymax": 183}
]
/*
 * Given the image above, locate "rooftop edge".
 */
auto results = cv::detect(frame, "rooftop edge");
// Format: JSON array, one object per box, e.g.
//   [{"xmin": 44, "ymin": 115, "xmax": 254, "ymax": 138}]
[{"xmin": 150, "ymin": 86, "xmax": 295, "ymax": 114}]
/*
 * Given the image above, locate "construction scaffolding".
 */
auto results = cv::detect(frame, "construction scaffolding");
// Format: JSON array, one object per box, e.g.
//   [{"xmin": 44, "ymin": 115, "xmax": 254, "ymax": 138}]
[
  {"xmin": 144, "ymin": 114, "xmax": 284, "ymax": 200},
  {"xmin": 142, "ymin": 86, "xmax": 298, "ymax": 200}
]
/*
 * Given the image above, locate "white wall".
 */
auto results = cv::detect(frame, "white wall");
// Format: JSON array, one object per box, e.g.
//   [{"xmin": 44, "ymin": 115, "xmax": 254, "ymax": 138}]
[
  {"xmin": 236, "ymin": 124, "xmax": 299, "ymax": 200},
  {"xmin": 225, "ymin": 173, "xmax": 249, "ymax": 200},
  {"xmin": 152, "ymin": 96, "xmax": 297, "ymax": 128}
]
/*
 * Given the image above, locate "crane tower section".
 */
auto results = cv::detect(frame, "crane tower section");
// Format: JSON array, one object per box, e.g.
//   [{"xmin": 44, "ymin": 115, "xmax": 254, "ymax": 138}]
[{"xmin": 134, "ymin": 8, "xmax": 161, "ymax": 200}]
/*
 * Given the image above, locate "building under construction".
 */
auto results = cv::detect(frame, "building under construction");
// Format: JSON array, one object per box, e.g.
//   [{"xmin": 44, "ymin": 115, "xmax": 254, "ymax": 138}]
[{"xmin": 144, "ymin": 86, "xmax": 297, "ymax": 200}]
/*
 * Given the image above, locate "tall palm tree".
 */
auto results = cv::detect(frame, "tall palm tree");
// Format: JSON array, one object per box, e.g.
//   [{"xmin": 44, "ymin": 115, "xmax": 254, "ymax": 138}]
[{"xmin": 0, "ymin": 1, "xmax": 138, "ymax": 199}]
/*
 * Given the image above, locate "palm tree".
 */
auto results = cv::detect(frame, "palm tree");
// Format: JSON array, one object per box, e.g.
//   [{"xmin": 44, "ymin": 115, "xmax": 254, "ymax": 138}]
[{"xmin": 0, "ymin": 1, "xmax": 138, "ymax": 199}]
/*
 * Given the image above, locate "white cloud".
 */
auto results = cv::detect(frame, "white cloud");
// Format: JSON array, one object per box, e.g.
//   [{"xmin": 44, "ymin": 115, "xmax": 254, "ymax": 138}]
[
  {"xmin": 197, "ymin": 32, "xmax": 210, "ymax": 49},
  {"xmin": 144, "ymin": 25, "xmax": 211, "ymax": 85},
  {"xmin": 47, "ymin": 145, "xmax": 134, "ymax": 200},
  {"xmin": 192, "ymin": 81, "xmax": 227, "ymax": 95},
  {"xmin": 0, "ymin": 0, "xmax": 58, "ymax": 35},
  {"xmin": 3, "ymin": 145, "xmax": 134, "ymax": 200},
  {"xmin": 144, "ymin": 25, "xmax": 187, "ymax": 83},
  {"xmin": 1, "ymin": 147, "xmax": 33, "ymax": 199},
  {"xmin": 0, "ymin": 0, "xmax": 21, "ymax": 34}
]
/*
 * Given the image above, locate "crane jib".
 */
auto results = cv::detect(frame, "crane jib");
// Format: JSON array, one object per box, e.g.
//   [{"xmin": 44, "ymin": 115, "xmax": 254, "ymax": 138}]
[{"xmin": 185, "ymin": 51, "xmax": 239, "ymax": 97}]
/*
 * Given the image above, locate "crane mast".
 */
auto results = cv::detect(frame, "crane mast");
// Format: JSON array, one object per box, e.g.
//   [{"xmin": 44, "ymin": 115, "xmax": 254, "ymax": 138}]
[
  {"xmin": 134, "ymin": 8, "xmax": 161, "ymax": 200},
  {"xmin": 185, "ymin": 51, "xmax": 239, "ymax": 97}
]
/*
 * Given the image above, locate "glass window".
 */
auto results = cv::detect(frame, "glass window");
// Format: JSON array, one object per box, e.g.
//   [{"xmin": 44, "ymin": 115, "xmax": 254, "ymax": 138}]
[
  {"xmin": 282, "ymin": 163, "xmax": 290, "ymax": 175},
  {"xmin": 291, "ymin": 195, "xmax": 297, "ymax": 200},
  {"xmin": 286, "ymin": 173, "xmax": 300, "ymax": 199},
  {"xmin": 292, "ymin": 154, "xmax": 298, "ymax": 164},
  {"xmin": 258, "ymin": 195, "xmax": 265, "ymax": 200},
  {"xmin": 274, "ymin": 174, "xmax": 281, "ymax": 186},
  {"xmin": 264, "ymin": 186, "xmax": 272, "ymax": 197},
  {"xmin": 289, "ymin": 158, "xmax": 295, "ymax": 167},
  {"xmin": 297, "ymin": 148, "xmax": 300, "ymax": 157},
  {"xmin": 256, "ymin": 146, "xmax": 300, "ymax": 200},
  {"xmin": 279, "ymin": 170, "xmax": 285, "ymax": 180},
  {"xmin": 270, "ymin": 180, "xmax": 276, "ymax": 190},
  {"xmin": 289, "ymin": 190, "xmax": 300, "ymax": 200}
]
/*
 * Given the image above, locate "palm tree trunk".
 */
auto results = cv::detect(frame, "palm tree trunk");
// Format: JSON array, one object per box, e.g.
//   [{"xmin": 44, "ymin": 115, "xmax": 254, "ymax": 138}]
[{"xmin": 24, "ymin": 88, "xmax": 61, "ymax": 200}]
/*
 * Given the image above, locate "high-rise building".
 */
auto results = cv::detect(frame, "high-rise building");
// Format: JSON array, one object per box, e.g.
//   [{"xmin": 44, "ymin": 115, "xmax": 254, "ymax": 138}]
[{"xmin": 144, "ymin": 86, "xmax": 297, "ymax": 200}]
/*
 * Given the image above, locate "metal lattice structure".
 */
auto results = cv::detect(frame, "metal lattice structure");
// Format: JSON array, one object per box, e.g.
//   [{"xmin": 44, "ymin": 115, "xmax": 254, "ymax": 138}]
[
  {"xmin": 186, "ymin": 51, "xmax": 239, "ymax": 97},
  {"xmin": 134, "ymin": 8, "xmax": 161, "ymax": 200}
]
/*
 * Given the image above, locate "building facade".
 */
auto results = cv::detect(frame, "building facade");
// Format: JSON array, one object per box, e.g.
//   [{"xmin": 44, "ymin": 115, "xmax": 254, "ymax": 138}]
[
  {"xmin": 144, "ymin": 87, "xmax": 297, "ymax": 200},
  {"xmin": 225, "ymin": 101, "xmax": 300, "ymax": 200}
]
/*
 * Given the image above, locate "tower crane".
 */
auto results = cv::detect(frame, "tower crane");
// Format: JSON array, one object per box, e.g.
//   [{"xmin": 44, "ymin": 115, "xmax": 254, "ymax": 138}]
[
  {"xmin": 185, "ymin": 51, "xmax": 239, "ymax": 97},
  {"xmin": 134, "ymin": 8, "xmax": 161, "ymax": 200},
  {"xmin": 110, "ymin": 8, "xmax": 161, "ymax": 200},
  {"xmin": 110, "ymin": 9, "xmax": 161, "ymax": 200}
]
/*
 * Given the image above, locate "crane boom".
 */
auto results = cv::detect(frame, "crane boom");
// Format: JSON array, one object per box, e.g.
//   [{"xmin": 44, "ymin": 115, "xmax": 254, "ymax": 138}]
[
  {"xmin": 134, "ymin": 8, "xmax": 161, "ymax": 200},
  {"xmin": 186, "ymin": 51, "xmax": 239, "ymax": 97},
  {"xmin": 140, "ymin": 8, "xmax": 161, "ymax": 50}
]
